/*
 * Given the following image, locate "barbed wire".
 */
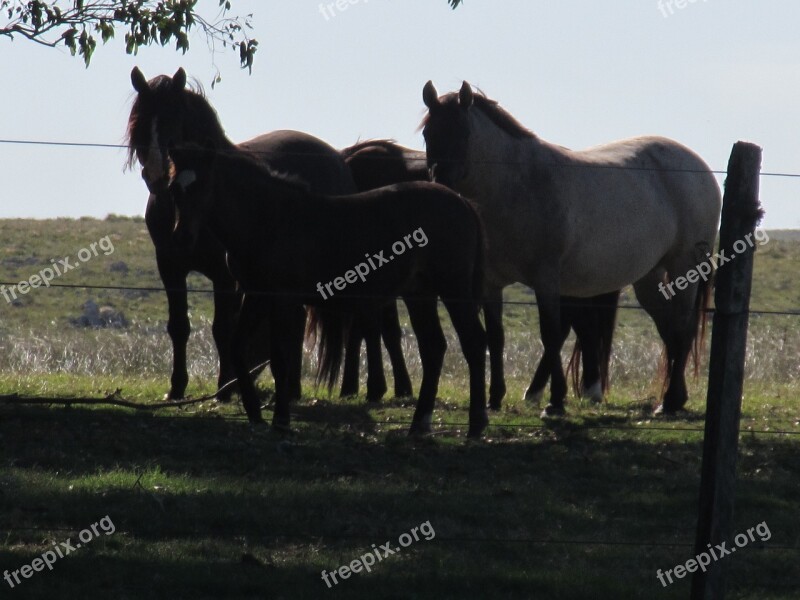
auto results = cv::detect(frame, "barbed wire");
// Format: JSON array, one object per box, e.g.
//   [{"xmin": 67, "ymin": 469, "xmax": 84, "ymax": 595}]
[
  {"xmin": 1, "ymin": 279, "xmax": 798, "ymax": 316},
  {"xmin": 1, "ymin": 137, "xmax": 799, "ymax": 178},
  {"xmin": 1, "ymin": 522, "xmax": 796, "ymax": 552}
]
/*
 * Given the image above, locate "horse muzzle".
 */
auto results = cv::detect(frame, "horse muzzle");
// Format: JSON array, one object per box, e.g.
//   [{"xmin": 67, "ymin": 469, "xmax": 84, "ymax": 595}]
[{"xmin": 142, "ymin": 170, "xmax": 170, "ymax": 195}]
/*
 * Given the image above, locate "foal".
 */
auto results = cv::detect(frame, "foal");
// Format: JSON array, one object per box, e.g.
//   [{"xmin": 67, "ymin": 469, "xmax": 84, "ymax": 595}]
[{"xmin": 169, "ymin": 143, "xmax": 490, "ymax": 437}]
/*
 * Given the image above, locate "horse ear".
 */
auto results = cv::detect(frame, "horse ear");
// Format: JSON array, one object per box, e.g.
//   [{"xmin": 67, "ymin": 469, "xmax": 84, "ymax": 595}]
[
  {"xmin": 131, "ymin": 67, "xmax": 148, "ymax": 94},
  {"xmin": 422, "ymin": 80, "xmax": 440, "ymax": 110},
  {"xmin": 172, "ymin": 68, "xmax": 187, "ymax": 92},
  {"xmin": 459, "ymin": 81, "xmax": 474, "ymax": 110}
]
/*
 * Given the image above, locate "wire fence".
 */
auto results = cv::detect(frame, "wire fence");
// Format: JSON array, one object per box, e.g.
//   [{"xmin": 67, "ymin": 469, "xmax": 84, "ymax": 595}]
[
  {"xmin": 1, "ymin": 136, "xmax": 798, "ymax": 588},
  {"xmin": 2, "ymin": 136, "xmax": 800, "ymax": 178}
]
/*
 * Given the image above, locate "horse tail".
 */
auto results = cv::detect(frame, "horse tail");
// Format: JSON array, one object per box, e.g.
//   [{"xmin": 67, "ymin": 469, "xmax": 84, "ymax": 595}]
[
  {"xmin": 565, "ymin": 291, "xmax": 620, "ymax": 397},
  {"xmin": 306, "ymin": 306, "xmax": 352, "ymax": 392},
  {"xmin": 566, "ymin": 339, "xmax": 583, "ymax": 398},
  {"xmin": 691, "ymin": 271, "xmax": 713, "ymax": 376}
]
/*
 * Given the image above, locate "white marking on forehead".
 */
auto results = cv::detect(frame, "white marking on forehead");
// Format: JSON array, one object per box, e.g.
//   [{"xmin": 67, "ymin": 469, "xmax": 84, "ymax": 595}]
[{"xmin": 174, "ymin": 170, "xmax": 197, "ymax": 191}]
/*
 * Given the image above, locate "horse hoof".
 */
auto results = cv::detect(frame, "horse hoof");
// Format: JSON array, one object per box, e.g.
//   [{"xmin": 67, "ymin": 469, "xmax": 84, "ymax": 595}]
[
  {"xmin": 394, "ymin": 385, "xmax": 414, "ymax": 398},
  {"xmin": 654, "ymin": 404, "xmax": 683, "ymax": 416},
  {"xmin": 525, "ymin": 389, "xmax": 544, "ymax": 405},
  {"xmin": 408, "ymin": 414, "xmax": 433, "ymax": 436},
  {"xmin": 271, "ymin": 418, "xmax": 292, "ymax": 435},
  {"xmin": 366, "ymin": 394, "xmax": 383, "ymax": 404},
  {"xmin": 582, "ymin": 381, "xmax": 604, "ymax": 405},
  {"xmin": 488, "ymin": 400, "xmax": 502, "ymax": 412},
  {"xmin": 540, "ymin": 404, "xmax": 566, "ymax": 419},
  {"xmin": 467, "ymin": 410, "xmax": 489, "ymax": 438}
]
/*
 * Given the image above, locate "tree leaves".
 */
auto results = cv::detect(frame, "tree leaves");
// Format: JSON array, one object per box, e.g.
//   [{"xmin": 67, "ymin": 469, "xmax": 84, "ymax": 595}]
[
  {"xmin": 1, "ymin": 1, "xmax": 463, "ymax": 76},
  {"xmin": 0, "ymin": 1, "xmax": 257, "ymax": 73}
]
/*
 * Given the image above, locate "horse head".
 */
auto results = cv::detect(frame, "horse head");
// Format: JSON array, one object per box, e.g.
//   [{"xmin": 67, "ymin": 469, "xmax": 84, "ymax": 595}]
[
  {"xmin": 168, "ymin": 142, "xmax": 216, "ymax": 250},
  {"xmin": 127, "ymin": 67, "xmax": 191, "ymax": 192},
  {"xmin": 421, "ymin": 80, "xmax": 474, "ymax": 189}
]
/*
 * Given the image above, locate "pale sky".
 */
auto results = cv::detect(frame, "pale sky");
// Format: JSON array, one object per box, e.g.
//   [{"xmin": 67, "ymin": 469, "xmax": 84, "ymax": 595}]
[{"xmin": 1, "ymin": 0, "xmax": 798, "ymax": 228}]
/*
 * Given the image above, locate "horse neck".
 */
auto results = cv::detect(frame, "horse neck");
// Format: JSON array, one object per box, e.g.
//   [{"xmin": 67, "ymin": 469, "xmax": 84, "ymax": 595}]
[
  {"xmin": 205, "ymin": 161, "xmax": 306, "ymax": 257},
  {"xmin": 182, "ymin": 94, "xmax": 237, "ymax": 151},
  {"xmin": 463, "ymin": 108, "xmax": 561, "ymax": 196}
]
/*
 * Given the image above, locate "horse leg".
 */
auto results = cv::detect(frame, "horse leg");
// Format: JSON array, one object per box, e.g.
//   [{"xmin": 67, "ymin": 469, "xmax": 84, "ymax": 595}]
[
  {"xmin": 265, "ymin": 301, "xmax": 303, "ymax": 432},
  {"xmin": 634, "ymin": 268, "xmax": 699, "ymax": 413},
  {"xmin": 340, "ymin": 319, "xmax": 362, "ymax": 398},
  {"xmin": 536, "ymin": 288, "xmax": 568, "ymax": 418},
  {"xmin": 362, "ymin": 309, "xmax": 388, "ymax": 403},
  {"xmin": 231, "ymin": 294, "xmax": 266, "ymax": 424},
  {"xmin": 404, "ymin": 298, "xmax": 447, "ymax": 435},
  {"xmin": 524, "ymin": 298, "xmax": 572, "ymax": 404},
  {"xmin": 443, "ymin": 298, "xmax": 489, "ymax": 438},
  {"xmin": 568, "ymin": 297, "xmax": 604, "ymax": 404},
  {"xmin": 484, "ymin": 286, "xmax": 507, "ymax": 410},
  {"xmin": 381, "ymin": 302, "xmax": 413, "ymax": 398},
  {"xmin": 156, "ymin": 253, "xmax": 190, "ymax": 400},
  {"xmin": 211, "ymin": 277, "xmax": 241, "ymax": 402}
]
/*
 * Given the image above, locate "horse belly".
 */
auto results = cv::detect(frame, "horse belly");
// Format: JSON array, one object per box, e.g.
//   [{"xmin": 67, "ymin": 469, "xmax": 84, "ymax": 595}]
[{"xmin": 558, "ymin": 230, "xmax": 672, "ymax": 297}]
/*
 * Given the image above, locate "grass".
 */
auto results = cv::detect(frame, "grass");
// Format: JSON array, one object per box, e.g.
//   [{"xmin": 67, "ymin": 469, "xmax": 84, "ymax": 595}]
[{"xmin": 0, "ymin": 218, "xmax": 799, "ymax": 599}]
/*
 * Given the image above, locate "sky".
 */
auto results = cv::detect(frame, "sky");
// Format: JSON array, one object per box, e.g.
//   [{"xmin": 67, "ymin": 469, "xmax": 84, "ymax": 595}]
[{"xmin": 1, "ymin": 0, "xmax": 799, "ymax": 228}]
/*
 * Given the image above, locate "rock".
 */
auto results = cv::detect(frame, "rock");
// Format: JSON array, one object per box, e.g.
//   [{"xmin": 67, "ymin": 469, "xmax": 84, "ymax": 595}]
[
  {"xmin": 71, "ymin": 299, "xmax": 128, "ymax": 329},
  {"xmin": 109, "ymin": 261, "xmax": 129, "ymax": 275}
]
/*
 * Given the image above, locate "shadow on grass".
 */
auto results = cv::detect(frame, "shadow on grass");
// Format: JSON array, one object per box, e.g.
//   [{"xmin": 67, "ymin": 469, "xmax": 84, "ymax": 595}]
[{"xmin": 0, "ymin": 403, "xmax": 797, "ymax": 599}]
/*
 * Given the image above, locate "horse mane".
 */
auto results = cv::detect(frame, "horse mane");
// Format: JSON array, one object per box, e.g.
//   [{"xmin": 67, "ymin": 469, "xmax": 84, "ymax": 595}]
[
  {"xmin": 422, "ymin": 90, "xmax": 536, "ymax": 141},
  {"xmin": 125, "ymin": 75, "xmax": 227, "ymax": 170}
]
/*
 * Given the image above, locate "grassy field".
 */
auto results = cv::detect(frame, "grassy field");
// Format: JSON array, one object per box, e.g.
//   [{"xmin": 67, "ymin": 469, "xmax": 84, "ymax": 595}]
[{"xmin": 0, "ymin": 218, "xmax": 798, "ymax": 599}]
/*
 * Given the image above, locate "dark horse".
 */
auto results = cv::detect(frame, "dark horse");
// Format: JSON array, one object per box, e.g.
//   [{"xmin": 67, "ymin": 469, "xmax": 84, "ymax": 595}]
[
  {"xmin": 342, "ymin": 139, "xmax": 621, "ymax": 406},
  {"xmin": 126, "ymin": 67, "xmax": 408, "ymax": 403},
  {"xmin": 169, "ymin": 142, "xmax": 489, "ymax": 437},
  {"xmin": 335, "ymin": 140, "xmax": 430, "ymax": 400}
]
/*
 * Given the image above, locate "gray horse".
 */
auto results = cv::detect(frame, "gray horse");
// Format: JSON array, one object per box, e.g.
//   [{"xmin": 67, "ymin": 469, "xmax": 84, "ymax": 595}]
[{"xmin": 422, "ymin": 81, "xmax": 721, "ymax": 416}]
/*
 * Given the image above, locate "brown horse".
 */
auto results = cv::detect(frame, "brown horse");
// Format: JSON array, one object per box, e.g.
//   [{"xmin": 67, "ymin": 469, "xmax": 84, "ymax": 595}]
[
  {"xmin": 126, "ymin": 67, "xmax": 406, "ymax": 403},
  {"xmin": 169, "ymin": 142, "xmax": 489, "ymax": 437},
  {"xmin": 334, "ymin": 139, "xmax": 430, "ymax": 400}
]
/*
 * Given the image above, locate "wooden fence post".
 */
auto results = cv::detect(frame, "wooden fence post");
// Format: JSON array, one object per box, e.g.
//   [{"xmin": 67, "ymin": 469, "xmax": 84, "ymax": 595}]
[{"xmin": 690, "ymin": 141, "xmax": 763, "ymax": 600}]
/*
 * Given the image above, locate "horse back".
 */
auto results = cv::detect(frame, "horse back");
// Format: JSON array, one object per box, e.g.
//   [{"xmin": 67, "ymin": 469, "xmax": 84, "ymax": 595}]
[
  {"xmin": 238, "ymin": 130, "xmax": 357, "ymax": 195},
  {"xmin": 267, "ymin": 181, "xmax": 483, "ymax": 301},
  {"xmin": 342, "ymin": 140, "xmax": 429, "ymax": 191}
]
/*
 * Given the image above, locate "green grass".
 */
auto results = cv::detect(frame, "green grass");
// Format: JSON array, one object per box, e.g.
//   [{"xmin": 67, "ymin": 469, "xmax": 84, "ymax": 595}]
[{"xmin": 0, "ymin": 218, "xmax": 799, "ymax": 599}]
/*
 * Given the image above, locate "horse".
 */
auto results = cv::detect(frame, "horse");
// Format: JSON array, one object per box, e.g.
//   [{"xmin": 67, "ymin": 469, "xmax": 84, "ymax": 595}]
[
  {"xmin": 168, "ymin": 141, "xmax": 489, "ymax": 437},
  {"xmin": 422, "ymin": 81, "xmax": 720, "ymax": 416},
  {"xmin": 343, "ymin": 140, "xmax": 621, "ymax": 407},
  {"xmin": 333, "ymin": 139, "xmax": 430, "ymax": 400},
  {"xmin": 125, "ymin": 67, "xmax": 407, "ymax": 404}
]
